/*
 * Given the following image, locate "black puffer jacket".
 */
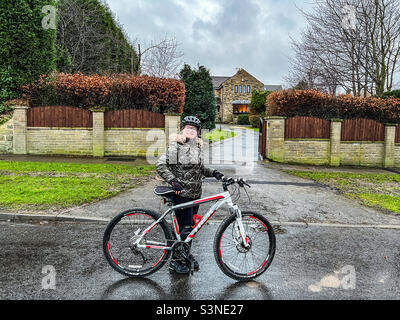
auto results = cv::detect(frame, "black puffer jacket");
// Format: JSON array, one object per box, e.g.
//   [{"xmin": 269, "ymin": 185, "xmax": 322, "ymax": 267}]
[{"xmin": 156, "ymin": 134, "xmax": 215, "ymax": 199}]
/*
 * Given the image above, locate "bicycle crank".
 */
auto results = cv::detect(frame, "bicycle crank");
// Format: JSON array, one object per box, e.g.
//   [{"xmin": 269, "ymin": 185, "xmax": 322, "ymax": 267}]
[{"xmin": 171, "ymin": 241, "xmax": 194, "ymax": 275}]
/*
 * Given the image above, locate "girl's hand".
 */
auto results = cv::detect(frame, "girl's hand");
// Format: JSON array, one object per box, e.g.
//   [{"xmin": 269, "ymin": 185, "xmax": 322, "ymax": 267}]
[
  {"xmin": 213, "ymin": 170, "xmax": 224, "ymax": 180},
  {"xmin": 171, "ymin": 179, "xmax": 184, "ymax": 195}
]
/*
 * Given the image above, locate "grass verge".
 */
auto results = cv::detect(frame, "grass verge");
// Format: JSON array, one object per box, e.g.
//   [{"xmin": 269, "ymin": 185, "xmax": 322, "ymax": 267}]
[
  {"xmin": 0, "ymin": 160, "xmax": 155, "ymax": 212},
  {"xmin": 285, "ymin": 170, "xmax": 400, "ymax": 214},
  {"xmin": 204, "ymin": 129, "xmax": 236, "ymax": 142},
  {"xmin": 246, "ymin": 126, "xmax": 259, "ymax": 131}
]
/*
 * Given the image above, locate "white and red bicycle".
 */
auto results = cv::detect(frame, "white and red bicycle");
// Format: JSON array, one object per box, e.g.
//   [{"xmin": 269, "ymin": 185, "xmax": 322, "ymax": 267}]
[{"xmin": 103, "ymin": 176, "xmax": 276, "ymax": 281}]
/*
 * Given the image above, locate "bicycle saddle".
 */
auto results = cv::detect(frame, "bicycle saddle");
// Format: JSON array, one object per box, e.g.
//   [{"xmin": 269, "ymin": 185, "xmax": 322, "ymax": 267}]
[{"xmin": 154, "ymin": 186, "xmax": 175, "ymax": 197}]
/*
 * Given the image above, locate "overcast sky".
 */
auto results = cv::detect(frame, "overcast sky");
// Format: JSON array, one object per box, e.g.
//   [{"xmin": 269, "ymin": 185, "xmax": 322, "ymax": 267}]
[{"xmin": 104, "ymin": 0, "xmax": 314, "ymax": 86}]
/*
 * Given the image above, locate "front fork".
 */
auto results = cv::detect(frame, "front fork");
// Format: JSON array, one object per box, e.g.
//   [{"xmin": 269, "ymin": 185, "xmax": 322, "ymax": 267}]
[{"xmin": 229, "ymin": 204, "xmax": 250, "ymax": 248}]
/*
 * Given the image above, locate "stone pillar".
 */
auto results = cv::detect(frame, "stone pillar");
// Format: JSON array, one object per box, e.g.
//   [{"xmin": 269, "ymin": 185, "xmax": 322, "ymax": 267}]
[
  {"xmin": 12, "ymin": 105, "xmax": 29, "ymax": 155},
  {"xmin": 265, "ymin": 116, "xmax": 285, "ymax": 162},
  {"xmin": 384, "ymin": 123, "xmax": 396, "ymax": 168},
  {"xmin": 329, "ymin": 119, "xmax": 343, "ymax": 167},
  {"xmin": 164, "ymin": 113, "xmax": 181, "ymax": 148},
  {"xmin": 91, "ymin": 107, "xmax": 105, "ymax": 157}
]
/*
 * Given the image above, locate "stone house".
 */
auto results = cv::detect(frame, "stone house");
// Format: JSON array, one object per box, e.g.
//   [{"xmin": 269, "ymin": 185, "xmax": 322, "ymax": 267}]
[{"xmin": 212, "ymin": 68, "xmax": 282, "ymax": 123}]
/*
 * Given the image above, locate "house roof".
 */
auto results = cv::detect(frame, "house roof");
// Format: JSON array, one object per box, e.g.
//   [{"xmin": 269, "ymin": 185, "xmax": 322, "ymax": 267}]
[
  {"xmin": 212, "ymin": 69, "xmax": 283, "ymax": 91},
  {"xmin": 262, "ymin": 85, "xmax": 283, "ymax": 91},
  {"xmin": 232, "ymin": 100, "xmax": 251, "ymax": 105},
  {"xmin": 211, "ymin": 76, "xmax": 230, "ymax": 89}
]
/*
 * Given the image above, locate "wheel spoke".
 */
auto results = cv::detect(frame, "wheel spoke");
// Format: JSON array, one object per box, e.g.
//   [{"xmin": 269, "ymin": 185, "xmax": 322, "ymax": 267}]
[
  {"xmin": 217, "ymin": 214, "xmax": 275, "ymax": 279},
  {"xmin": 104, "ymin": 211, "xmax": 171, "ymax": 277}
]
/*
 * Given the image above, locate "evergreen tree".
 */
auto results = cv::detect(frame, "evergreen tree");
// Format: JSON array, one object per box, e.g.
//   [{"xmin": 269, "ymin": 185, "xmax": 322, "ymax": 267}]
[
  {"xmin": 0, "ymin": 0, "xmax": 57, "ymax": 92},
  {"xmin": 56, "ymin": 0, "xmax": 137, "ymax": 74},
  {"xmin": 250, "ymin": 89, "xmax": 271, "ymax": 115},
  {"xmin": 179, "ymin": 64, "xmax": 216, "ymax": 130},
  {"xmin": 55, "ymin": 44, "xmax": 74, "ymax": 73}
]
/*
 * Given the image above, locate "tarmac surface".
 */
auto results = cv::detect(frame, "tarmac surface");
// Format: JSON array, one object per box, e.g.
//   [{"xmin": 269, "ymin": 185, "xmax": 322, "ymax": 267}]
[{"xmin": 0, "ymin": 220, "xmax": 399, "ymax": 300}]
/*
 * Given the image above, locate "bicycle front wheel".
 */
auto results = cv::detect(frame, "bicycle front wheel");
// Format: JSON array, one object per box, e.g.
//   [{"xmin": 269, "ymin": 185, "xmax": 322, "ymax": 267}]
[
  {"xmin": 213, "ymin": 211, "xmax": 276, "ymax": 281},
  {"xmin": 103, "ymin": 208, "xmax": 172, "ymax": 277}
]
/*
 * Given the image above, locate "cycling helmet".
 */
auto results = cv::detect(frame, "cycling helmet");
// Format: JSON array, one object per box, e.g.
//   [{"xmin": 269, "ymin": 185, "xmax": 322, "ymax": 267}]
[{"xmin": 181, "ymin": 115, "xmax": 201, "ymax": 131}]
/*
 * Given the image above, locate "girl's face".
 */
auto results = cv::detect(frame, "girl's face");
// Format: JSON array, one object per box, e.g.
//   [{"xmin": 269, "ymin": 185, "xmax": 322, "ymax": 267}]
[{"xmin": 182, "ymin": 125, "xmax": 198, "ymax": 140}]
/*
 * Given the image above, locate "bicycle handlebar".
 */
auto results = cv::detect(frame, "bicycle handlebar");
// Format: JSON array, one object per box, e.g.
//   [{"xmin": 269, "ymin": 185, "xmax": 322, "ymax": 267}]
[{"xmin": 221, "ymin": 176, "xmax": 251, "ymax": 191}]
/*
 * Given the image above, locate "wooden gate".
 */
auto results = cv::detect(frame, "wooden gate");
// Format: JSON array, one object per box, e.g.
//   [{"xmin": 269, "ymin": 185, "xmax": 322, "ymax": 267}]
[{"xmin": 258, "ymin": 117, "xmax": 267, "ymax": 160}]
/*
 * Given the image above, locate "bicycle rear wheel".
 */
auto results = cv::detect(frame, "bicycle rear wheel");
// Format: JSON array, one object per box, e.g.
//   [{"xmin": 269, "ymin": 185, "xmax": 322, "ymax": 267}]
[
  {"xmin": 103, "ymin": 208, "xmax": 172, "ymax": 277},
  {"xmin": 213, "ymin": 211, "xmax": 276, "ymax": 281}
]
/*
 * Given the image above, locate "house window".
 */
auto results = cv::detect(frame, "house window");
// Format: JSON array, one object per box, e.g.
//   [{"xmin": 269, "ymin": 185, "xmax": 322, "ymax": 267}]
[
  {"xmin": 235, "ymin": 85, "xmax": 238, "ymax": 93},
  {"xmin": 239, "ymin": 85, "xmax": 242, "ymax": 93},
  {"xmin": 247, "ymin": 85, "xmax": 250, "ymax": 93},
  {"xmin": 233, "ymin": 104, "xmax": 249, "ymax": 114}
]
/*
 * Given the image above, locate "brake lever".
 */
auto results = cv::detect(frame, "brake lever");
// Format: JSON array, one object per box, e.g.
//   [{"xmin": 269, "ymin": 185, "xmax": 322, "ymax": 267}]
[{"xmin": 241, "ymin": 178, "xmax": 251, "ymax": 188}]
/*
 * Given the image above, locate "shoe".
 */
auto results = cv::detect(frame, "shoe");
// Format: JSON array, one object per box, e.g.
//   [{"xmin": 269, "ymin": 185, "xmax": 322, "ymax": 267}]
[
  {"xmin": 169, "ymin": 259, "xmax": 190, "ymax": 274},
  {"xmin": 186, "ymin": 253, "xmax": 199, "ymax": 271}
]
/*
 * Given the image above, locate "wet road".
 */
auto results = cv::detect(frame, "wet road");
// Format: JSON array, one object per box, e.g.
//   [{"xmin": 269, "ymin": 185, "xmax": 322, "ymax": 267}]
[{"xmin": 1, "ymin": 220, "xmax": 399, "ymax": 300}]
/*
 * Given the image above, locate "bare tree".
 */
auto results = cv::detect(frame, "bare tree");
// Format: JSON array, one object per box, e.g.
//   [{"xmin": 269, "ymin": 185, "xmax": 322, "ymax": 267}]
[
  {"xmin": 355, "ymin": 0, "xmax": 400, "ymax": 95},
  {"xmin": 286, "ymin": 30, "xmax": 342, "ymax": 95},
  {"xmin": 286, "ymin": 0, "xmax": 400, "ymax": 96},
  {"xmin": 134, "ymin": 34, "xmax": 184, "ymax": 78}
]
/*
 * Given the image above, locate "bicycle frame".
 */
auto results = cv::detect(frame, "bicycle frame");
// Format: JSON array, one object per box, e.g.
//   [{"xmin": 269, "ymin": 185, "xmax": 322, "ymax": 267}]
[{"xmin": 135, "ymin": 190, "xmax": 250, "ymax": 251}]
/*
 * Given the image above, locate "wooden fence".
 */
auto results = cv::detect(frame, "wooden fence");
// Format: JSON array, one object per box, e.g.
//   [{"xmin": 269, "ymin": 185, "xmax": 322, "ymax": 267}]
[
  {"xmin": 27, "ymin": 106, "xmax": 165, "ymax": 128},
  {"xmin": 396, "ymin": 125, "xmax": 400, "ymax": 143},
  {"xmin": 284, "ymin": 116, "xmax": 390, "ymax": 142},
  {"xmin": 258, "ymin": 117, "xmax": 267, "ymax": 159},
  {"xmin": 104, "ymin": 109, "xmax": 165, "ymax": 128},
  {"xmin": 27, "ymin": 106, "xmax": 92, "ymax": 128},
  {"xmin": 341, "ymin": 118, "xmax": 385, "ymax": 141},
  {"xmin": 285, "ymin": 116, "xmax": 331, "ymax": 139}
]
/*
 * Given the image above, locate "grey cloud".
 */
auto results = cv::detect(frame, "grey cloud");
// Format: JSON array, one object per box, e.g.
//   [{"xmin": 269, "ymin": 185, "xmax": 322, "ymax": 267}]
[{"xmin": 105, "ymin": 0, "xmax": 311, "ymax": 85}]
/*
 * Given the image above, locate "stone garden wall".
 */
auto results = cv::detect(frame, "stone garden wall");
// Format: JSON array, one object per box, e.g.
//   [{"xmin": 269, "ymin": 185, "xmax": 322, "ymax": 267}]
[
  {"xmin": 265, "ymin": 117, "xmax": 400, "ymax": 168},
  {"xmin": 0, "ymin": 105, "xmax": 181, "ymax": 158}
]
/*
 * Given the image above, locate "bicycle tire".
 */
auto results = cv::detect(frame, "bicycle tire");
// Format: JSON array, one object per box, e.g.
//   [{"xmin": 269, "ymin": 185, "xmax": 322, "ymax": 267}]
[
  {"xmin": 103, "ymin": 208, "xmax": 173, "ymax": 277},
  {"xmin": 213, "ymin": 211, "xmax": 276, "ymax": 281}
]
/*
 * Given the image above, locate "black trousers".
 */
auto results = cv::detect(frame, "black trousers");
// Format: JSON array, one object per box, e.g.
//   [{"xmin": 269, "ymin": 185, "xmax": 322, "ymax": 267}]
[{"xmin": 170, "ymin": 194, "xmax": 199, "ymax": 241}]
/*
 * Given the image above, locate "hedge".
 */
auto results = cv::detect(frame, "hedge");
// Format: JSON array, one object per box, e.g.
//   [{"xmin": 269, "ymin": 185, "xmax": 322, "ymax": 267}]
[
  {"xmin": 237, "ymin": 114, "xmax": 250, "ymax": 125},
  {"xmin": 382, "ymin": 90, "xmax": 400, "ymax": 99},
  {"xmin": 21, "ymin": 72, "xmax": 185, "ymax": 114},
  {"xmin": 249, "ymin": 114, "xmax": 260, "ymax": 128},
  {"xmin": 0, "ymin": 0, "xmax": 56, "ymax": 90},
  {"xmin": 266, "ymin": 89, "xmax": 400, "ymax": 124}
]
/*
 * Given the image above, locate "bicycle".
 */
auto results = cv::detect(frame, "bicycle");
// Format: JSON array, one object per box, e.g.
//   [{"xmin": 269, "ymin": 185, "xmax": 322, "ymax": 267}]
[{"xmin": 103, "ymin": 176, "xmax": 276, "ymax": 281}]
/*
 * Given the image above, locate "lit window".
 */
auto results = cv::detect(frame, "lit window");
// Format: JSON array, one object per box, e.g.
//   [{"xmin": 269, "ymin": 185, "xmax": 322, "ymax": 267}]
[{"xmin": 233, "ymin": 104, "xmax": 249, "ymax": 114}]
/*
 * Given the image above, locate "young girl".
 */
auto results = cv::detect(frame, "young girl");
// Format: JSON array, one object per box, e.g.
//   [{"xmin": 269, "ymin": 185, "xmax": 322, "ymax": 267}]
[{"xmin": 156, "ymin": 116, "xmax": 223, "ymax": 274}]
